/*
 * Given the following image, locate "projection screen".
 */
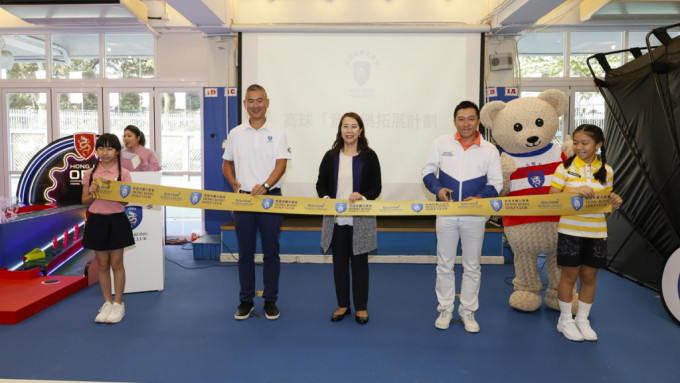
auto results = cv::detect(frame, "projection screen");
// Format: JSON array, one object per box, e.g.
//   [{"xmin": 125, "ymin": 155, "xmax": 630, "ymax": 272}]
[{"xmin": 241, "ymin": 32, "xmax": 482, "ymax": 201}]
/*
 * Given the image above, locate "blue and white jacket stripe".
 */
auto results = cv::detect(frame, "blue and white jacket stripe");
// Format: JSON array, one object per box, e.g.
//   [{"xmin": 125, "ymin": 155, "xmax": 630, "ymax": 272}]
[{"xmin": 422, "ymin": 134, "xmax": 503, "ymax": 219}]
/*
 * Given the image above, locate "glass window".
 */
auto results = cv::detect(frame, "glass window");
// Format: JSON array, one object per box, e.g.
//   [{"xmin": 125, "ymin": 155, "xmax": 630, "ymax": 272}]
[
  {"xmin": 628, "ymin": 30, "xmax": 680, "ymax": 61},
  {"xmin": 0, "ymin": 35, "xmax": 47, "ymax": 80},
  {"xmin": 52, "ymin": 34, "xmax": 100, "ymax": 79},
  {"xmin": 105, "ymin": 34, "xmax": 154, "ymax": 79},
  {"xmin": 108, "ymin": 91, "xmax": 151, "ymax": 142},
  {"xmin": 574, "ymin": 91, "xmax": 605, "ymax": 133},
  {"xmin": 160, "ymin": 91, "xmax": 202, "ymax": 172},
  {"xmin": 517, "ymin": 32, "xmax": 564, "ymax": 78},
  {"xmin": 629, "ymin": 30, "xmax": 680, "ymax": 49},
  {"xmin": 570, "ymin": 32, "xmax": 623, "ymax": 77},
  {"xmin": 6, "ymin": 92, "xmax": 49, "ymax": 195},
  {"xmin": 57, "ymin": 92, "xmax": 100, "ymax": 137},
  {"xmin": 163, "ymin": 174, "xmax": 203, "ymax": 237}
]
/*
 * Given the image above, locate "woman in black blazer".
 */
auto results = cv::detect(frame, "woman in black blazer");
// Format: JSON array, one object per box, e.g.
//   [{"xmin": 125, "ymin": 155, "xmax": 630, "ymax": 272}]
[{"xmin": 316, "ymin": 112, "xmax": 382, "ymax": 324}]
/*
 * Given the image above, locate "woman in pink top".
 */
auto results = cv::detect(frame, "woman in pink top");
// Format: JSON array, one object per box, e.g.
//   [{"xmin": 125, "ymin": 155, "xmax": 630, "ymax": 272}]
[
  {"xmin": 82, "ymin": 133, "xmax": 135, "ymax": 324},
  {"xmin": 121, "ymin": 125, "xmax": 161, "ymax": 172}
]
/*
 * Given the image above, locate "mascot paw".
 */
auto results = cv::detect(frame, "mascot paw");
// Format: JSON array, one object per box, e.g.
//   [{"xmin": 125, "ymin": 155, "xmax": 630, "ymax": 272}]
[
  {"xmin": 509, "ymin": 291, "xmax": 543, "ymax": 312},
  {"xmin": 561, "ymin": 135, "xmax": 574, "ymax": 157},
  {"xmin": 544, "ymin": 294, "xmax": 559, "ymax": 311}
]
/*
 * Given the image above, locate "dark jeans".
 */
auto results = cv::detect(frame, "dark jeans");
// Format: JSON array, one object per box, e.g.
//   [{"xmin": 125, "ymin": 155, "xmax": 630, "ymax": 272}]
[
  {"xmin": 233, "ymin": 210, "xmax": 283, "ymax": 303},
  {"xmin": 331, "ymin": 224, "xmax": 369, "ymax": 311}
]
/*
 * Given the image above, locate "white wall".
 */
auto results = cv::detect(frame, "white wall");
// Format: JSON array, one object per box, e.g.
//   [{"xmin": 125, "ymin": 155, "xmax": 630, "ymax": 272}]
[{"xmin": 232, "ymin": 0, "xmax": 489, "ymax": 25}]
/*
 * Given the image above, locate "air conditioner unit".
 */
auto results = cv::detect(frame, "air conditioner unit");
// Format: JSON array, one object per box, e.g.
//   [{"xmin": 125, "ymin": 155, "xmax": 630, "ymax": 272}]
[
  {"xmin": 0, "ymin": 0, "xmax": 148, "ymax": 25},
  {"xmin": 489, "ymin": 53, "xmax": 513, "ymax": 71}
]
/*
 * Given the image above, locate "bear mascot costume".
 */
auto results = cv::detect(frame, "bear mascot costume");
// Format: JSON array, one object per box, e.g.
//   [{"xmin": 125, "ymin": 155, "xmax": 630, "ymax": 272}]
[{"xmin": 480, "ymin": 89, "xmax": 575, "ymax": 312}]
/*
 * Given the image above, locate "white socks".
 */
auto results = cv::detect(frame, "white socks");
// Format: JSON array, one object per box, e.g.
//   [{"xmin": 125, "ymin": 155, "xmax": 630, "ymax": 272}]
[
  {"xmin": 559, "ymin": 299, "xmax": 593, "ymax": 321},
  {"xmin": 558, "ymin": 300, "xmax": 573, "ymax": 320},
  {"xmin": 575, "ymin": 300, "xmax": 592, "ymax": 322}
]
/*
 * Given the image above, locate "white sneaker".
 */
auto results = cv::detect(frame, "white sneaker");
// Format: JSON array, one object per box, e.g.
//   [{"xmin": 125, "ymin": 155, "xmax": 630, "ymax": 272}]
[
  {"xmin": 95, "ymin": 301, "xmax": 113, "ymax": 323},
  {"xmin": 434, "ymin": 311, "xmax": 452, "ymax": 330},
  {"xmin": 557, "ymin": 317, "xmax": 584, "ymax": 341},
  {"xmin": 575, "ymin": 319, "xmax": 598, "ymax": 341},
  {"xmin": 106, "ymin": 302, "xmax": 126, "ymax": 324},
  {"xmin": 460, "ymin": 312, "xmax": 480, "ymax": 333}
]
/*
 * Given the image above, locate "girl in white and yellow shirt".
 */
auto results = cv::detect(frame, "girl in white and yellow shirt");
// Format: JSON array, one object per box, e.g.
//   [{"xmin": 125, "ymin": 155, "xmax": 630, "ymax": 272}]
[{"xmin": 550, "ymin": 124, "xmax": 623, "ymax": 342}]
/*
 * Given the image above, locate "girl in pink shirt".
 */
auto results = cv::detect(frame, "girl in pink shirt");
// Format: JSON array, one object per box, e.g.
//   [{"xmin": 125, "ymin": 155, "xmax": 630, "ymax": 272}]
[
  {"xmin": 82, "ymin": 133, "xmax": 135, "ymax": 324},
  {"xmin": 121, "ymin": 125, "xmax": 161, "ymax": 172}
]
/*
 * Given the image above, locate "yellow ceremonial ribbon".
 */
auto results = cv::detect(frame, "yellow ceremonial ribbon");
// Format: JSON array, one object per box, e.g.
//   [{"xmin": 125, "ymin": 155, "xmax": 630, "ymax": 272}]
[{"xmin": 94, "ymin": 180, "xmax": 612, "ymax": 217}]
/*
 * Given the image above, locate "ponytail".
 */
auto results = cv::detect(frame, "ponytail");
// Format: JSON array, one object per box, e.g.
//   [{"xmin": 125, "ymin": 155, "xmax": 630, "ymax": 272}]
[
  {"xmin": 117, "ymin": 151, "xmax": 122, "ymax": 181},
  {"xmin": 89, "ymin": 161, "xmax": 99, "ymax": 186},
  {"xmin": 594, "ymin": 145, "xmax": 607, "ymax": 185}
]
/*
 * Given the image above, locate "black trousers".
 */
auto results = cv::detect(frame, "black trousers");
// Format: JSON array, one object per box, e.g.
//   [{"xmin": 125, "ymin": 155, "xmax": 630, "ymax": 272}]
[{"xmin": 331, "ymin": 224, "xmax": 369, "ymax": 311}]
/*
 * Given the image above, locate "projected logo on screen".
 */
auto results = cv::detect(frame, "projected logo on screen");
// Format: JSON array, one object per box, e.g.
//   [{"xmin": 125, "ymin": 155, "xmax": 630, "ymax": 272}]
[
  {"xmin": 353, "ymin": 62, "xmax": 371, "ymax": 85},
  {"xmin": 345, "ymin": 50, "xmax": 379, "ymax": 96}
]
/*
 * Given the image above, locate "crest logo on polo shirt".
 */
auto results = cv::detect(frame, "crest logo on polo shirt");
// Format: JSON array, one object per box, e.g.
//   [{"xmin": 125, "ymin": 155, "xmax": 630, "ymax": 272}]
[
  {"xmin": 571, "ymin": 196, "xmax": 583, "ymax": 211},
  {"xmin": 125, "ymin": 206, "xmax": 142, "ymax": 230},
  {"xmin": 120, "ymin": 185, "xmax": 131, "ymax": 199},
  {"xmin": 267, "ymin": 136, "xmax": 273, "ymax": 142},
  {"xmin": 335, "ymin": 202, "xmax": 347, "ymax": 214},
  {"xmin": 490, "ymin": 199, "xmax": 503, "ymax": 212},
  {"xmin": 262, "ymin": 198, "xmax": 273, "ymax": 210},
  {"xmin": 411, "ymin": 203, "xmax": 423, "ymax": 213},
  {"xmin": 190, "ymin": 192, "xmax": 202, "ymax": 205},
  {"xmin": 527, "ymin": 170, "xmax": 545, "ymax": 189}
]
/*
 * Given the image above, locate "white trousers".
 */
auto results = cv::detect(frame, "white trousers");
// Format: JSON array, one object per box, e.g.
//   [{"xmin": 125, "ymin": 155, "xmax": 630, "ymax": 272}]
[{"xmin": 435, "ymin": 217, "xmax": 486, "ymax": 315}]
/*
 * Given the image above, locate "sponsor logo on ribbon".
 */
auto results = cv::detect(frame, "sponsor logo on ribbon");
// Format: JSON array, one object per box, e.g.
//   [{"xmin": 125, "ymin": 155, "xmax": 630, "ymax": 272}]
[
  {"xmin": 336, "ymin": 202, "xmax": 347, "ymax": 214},
  {"xmin": 125, "ymin": 206, "xmax": 142, "ymax": 230},
  {"xmin": 95, "ymin": 181, "xmax": 612, "ymax": 217},
  {"xmin": 527, "ymin": 170, "xmax": 545, "ymax": 189},
  {"xmin": 120, "ymin": 185, "xmax": 131, "ymax": 199},
  {"xmin": 262, "ymin": 198, "xmax": 273, "ymax": 210},
  {"xmin": 190, "ymin": 192, "xmax": 202, "ymax": 205}
]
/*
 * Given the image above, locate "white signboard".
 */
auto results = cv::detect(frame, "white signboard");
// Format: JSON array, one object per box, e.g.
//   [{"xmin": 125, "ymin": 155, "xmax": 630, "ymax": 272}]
[{"xmin": 115, "ymin": 171, "xmax": 165, "ymax": 293}]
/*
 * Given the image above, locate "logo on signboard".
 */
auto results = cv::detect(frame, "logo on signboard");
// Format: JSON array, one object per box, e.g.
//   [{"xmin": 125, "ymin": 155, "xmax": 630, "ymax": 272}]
[
  {"xmin": 262, "ymin": 198, "xmax": 273, "ymax": 210},
  {"xmin": 490, "ymin": 199, "xmax": 503, "ymax": 212},
  {"xmin": 527, "ymin": 170, "xmax": 545, "ymax": 189},
  {"xmin": 125, "ymin": 206, "xmax": 142, "ymax": 230},
  {"xmin": 571, "ymin": 196, "xmax": 583, "ymax": 211},
  {"xmin": 335, "ymin": 202, "xmax": 347, "ymax": 214},
  {"xmin": 411, "ymin": 203, "xmax": 423, "ymax": 213},
  {"xmin": 120, "ymin": 185, "xmax": 131, "ymax": 199},
  {"xmin": 74, "ymin": 133, "xmax": 96, "ymax": 159},
  {"xmin": 190, "ymin": 192, "xmax": 202, "ymax": 205}
]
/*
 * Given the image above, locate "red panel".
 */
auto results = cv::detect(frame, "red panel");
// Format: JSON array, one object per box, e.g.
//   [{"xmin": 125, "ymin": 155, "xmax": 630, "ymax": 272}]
[{"xmin": 0, "ymin": 275, "xmax": 87, "ymax": 324}]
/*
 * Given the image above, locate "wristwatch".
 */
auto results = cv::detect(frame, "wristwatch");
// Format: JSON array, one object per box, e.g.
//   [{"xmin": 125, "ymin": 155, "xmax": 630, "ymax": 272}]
[{"xmin": 263, "ymin": 183, "xmax": 271, "ymax": 191}]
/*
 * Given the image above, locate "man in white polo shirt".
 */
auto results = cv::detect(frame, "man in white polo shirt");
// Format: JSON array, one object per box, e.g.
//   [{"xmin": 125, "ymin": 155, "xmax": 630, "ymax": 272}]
[{"xmin": 222, "ymin": 84, "xmax": 292, "ymax": 321}]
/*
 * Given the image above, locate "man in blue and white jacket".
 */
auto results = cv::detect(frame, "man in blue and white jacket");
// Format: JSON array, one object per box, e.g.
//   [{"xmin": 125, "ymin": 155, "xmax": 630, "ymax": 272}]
[{"xmin": 422, "ymin": 101, "xmax": 502, "ymax": 333}]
